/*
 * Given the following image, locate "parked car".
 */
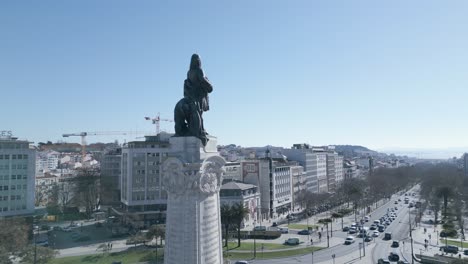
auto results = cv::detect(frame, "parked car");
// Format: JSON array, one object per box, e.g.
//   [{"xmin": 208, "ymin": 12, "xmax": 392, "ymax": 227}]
[
  {"xmin": 35, "ymin": 240, "xmax": 49, "ymax": 247},
  {"xmin": 397, "ymin": 261, "xmax": 409, "ymax": 264},
  {"xmin": 372, "ymin": 231, "xmax": 380, "ymax": 237},
  {"xmin": 344, "ymin": 236, "xmax": 355, "ymax": 245},
  {"xmin": 285, "ymin": 237, "xmax": 300, "ymax": 245},
  {"xmin": 298, "ymin": 230, "xmax": 311, "ymax": 235},
  {"xmin": 464, "ymin": 249, "xmax": 468, "ymax": 255},
  {"xmin": 440, "ymin": 245, "xmax": 459, "ymax": 254},
  {"xmin": 342, "ymin": 226, "xmax": 350, "ymax": 232},
  {"xmin": 364, "ymin": 216, "xmax": 370, "ymax": 222},
  {"xmin": 235, "ymin": 261, "xmax": 249, "ymax": 264},
  {"xmin": 279, "ymin": 227, "xmax": 289, "ymax": 234},
  {"xmin": 364, "ymin": 236, "xmax": 373, "ymax": 242},
  {"xmin": 391, "ymin": 241, "xmax": 400, "ymax": 248},
  {"xmin": 63, "ymin": 227, "xmax": 72, "ymax": 232},
  {"xmin": 272, "ymin": 222, "xmax": 278, "ymax": 227},
  {"xmin": 253, "ymin": 226, "xmax": 267, "ymax": 231},
  {"xmin": 389, "ymin": 252, "xmax": 400, "ymax": 261}
]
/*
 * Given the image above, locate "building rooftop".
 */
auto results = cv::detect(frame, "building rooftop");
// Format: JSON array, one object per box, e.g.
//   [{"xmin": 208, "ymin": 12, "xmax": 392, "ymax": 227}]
[{"xmin": 221, "ymin": 181, "xmax": 257, "ymax": 191}]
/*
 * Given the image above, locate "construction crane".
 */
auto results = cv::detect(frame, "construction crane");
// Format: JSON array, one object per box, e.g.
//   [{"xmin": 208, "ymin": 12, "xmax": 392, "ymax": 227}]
[
  {"xmin": 144, "ymin": 113, "xmax": 173, "ymax": 134},
  {"xmin": 62, "ymin": 131, "xmax": 146, "ymax": 161}
]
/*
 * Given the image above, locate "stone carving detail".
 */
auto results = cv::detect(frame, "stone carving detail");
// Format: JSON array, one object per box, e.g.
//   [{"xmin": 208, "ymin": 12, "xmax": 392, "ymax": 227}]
[
  {"xmin": 162, "ymin": 156, "xmax": 225, "ymax": 197},
  {"xmin": 199, "ymin": 156, "xmax": 225, "ymax": 194}
]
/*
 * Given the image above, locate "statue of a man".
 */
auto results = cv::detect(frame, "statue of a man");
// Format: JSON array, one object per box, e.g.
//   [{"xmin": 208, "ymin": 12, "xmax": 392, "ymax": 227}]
[{"xmin": 174, "ymin": 54, "xmax": 213, "ymax": 145}]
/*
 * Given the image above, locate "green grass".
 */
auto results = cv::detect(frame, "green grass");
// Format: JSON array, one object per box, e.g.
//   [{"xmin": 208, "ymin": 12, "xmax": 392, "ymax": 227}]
[
  {"xmin": 48, "ymin": 248, "xmax": 163, "ymax": 264},
  {"xmin": 224, "ymin": 241, "xmax": 299, "ymax": 250},
  {"xmin": 224, "ymin": 246, "xmax": 322, "ymax": 260},
  {"xmin": 287, "ymin": 224, "xmax": 318, "ymax": 230},
  {"xmin": 440, "ymin": 239, "xmax": 468, "ymax": 248}
]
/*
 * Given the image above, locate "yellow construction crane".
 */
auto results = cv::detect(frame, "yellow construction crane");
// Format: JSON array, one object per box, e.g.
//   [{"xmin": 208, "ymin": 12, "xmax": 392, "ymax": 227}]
[
  {"xmin": 62, "ymin": 131, "xmax": 146, "ymax": 161},
  {"xmin": 144, "ymin": 112, "xmax": 173, "ymax": 134}
]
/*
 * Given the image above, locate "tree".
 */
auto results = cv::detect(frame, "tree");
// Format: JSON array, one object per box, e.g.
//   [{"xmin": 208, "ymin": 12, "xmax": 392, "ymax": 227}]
[
  {"xmin": 0, "ymin": 217, "xmax": 29, "ymax": 261},
  {"xmin": 436, "ymin": 186, "xmax": 454, "ymax": 219},
  {"xmin": 74, "ymin": 167, "xmax": 100, "ymax": 218},
  {"xmin": 20, "ymin": 246, "xmax": 57, "ymax": 264},
  {"xmin": 146, "ymin": 224, "xmax": 166, "ymax": 247},
  {"xmin": 231, "ymin": 203, "xmax": 250, "ymax": 247},
  {"xmin": 220, "ymin": 204, "xmax": 233, "ymax": 247}
]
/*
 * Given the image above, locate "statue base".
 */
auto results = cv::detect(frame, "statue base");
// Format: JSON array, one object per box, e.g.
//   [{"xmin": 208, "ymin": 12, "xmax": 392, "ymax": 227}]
[{"xmin": 162, "ymin": 136, "xmax": 225, "ymax": 264}]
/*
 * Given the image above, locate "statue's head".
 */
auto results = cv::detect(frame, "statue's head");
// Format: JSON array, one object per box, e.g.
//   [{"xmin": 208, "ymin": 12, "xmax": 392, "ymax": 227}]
[{"xmin": 190, "ymin": 54, "xmax": 201, "ymax": 70}]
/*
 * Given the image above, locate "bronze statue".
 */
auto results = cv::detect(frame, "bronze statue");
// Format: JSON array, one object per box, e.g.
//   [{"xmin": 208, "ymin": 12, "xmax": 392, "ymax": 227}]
[{"xmin": 174, "ymin": 54, "xmax": 213, "ymax": 145}]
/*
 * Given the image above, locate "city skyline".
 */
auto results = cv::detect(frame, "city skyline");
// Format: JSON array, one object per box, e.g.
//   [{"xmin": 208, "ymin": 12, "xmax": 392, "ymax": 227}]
[{"xmin": 2, "ymin": 1, "xmax": 468, "ymax": 151}]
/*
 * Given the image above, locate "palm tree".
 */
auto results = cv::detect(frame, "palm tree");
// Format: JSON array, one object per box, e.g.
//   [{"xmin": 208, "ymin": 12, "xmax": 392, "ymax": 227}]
[
  {"xmin": 231, "ymin": 203, "xmax": 250, "ymax": 247},
  {"xmin": 220, "ymin": 204, "xmax": 233, "ymax": 247}
]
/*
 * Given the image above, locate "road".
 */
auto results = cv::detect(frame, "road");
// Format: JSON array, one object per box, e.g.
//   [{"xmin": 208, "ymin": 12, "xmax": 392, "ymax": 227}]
[{"xmin": 250, "ymin": 185, "xmax": 421, "ymax": 264}]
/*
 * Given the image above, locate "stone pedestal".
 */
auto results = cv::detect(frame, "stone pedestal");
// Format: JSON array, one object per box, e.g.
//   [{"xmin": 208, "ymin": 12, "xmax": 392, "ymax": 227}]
[{"xmin": 162, "ymin": 136, "xmax": 225, "ymax": 264}]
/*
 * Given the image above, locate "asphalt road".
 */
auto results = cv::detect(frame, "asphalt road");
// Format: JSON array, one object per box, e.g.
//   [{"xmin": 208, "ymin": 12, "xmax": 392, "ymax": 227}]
[{"xmin": 252, "ymin": 185, "xmax": 421, "ymax": 264}]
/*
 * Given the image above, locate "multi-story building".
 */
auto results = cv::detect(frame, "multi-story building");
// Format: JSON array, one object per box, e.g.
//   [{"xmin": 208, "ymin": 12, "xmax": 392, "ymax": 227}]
[
  {"xmin": 220, "ymin": 181, "xmax": 260, "ymax": 228},
  {"xmin": 240, "ymin": 158, "xmax": 294, "ymax": 220},
  {"xmin": 283, "ymin": 145, "xmax": 319, "ymax": 193},
  {"xmin": 0, "ymin": 132, "xmax": 35, "ymax": 217},
  {"xmin": 290, "ymin": 165, "xmax": 305, "ymax": 211},
  {"xmin": 335, "ymin": 155, "xmax": 344, "ymax": 185},
  {"xmin": 344, "ymin": 159, "xmax": 358, "ymax": 179},
  {"xmin": 117, "ymin": 132, "xmax": 173, "ymax": 228},
  {"xmin": 222, "ymin": 162, "xmax": 241, "ymax": 183},
  {"xmin": 35, "ymin": 150, "xmax": 60, "ymax": 176},
  {"xmin": 100, "ymin": 146, "xmax": 122, "ymax": 206}
]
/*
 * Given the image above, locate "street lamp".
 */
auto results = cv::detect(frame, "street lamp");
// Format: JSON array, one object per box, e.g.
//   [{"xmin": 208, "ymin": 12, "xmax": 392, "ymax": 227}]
[
  {"xmin": 253, "ymin": 220, "xmax": 257, "ymax": 258},
  {"xmin": 311, "ymin": 239, "xmax": 314, "ymax": 264}
]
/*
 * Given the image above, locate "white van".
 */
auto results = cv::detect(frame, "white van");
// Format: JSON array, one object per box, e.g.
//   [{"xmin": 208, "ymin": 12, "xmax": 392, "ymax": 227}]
[{"xmin": 373, "ymin": 220, "xmax": 381, "ymax": 225}]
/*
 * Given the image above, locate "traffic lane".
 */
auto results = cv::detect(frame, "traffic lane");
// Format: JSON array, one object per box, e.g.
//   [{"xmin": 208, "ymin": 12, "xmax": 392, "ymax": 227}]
[{"xmin": 371, "ymin": 203, "xmax": 415, "ymax": 262}]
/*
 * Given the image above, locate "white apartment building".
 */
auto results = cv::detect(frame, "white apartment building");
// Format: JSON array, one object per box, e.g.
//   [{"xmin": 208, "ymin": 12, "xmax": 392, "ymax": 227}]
[
  {"xmin": 283, "ymin": 146, "xmax": 319, "ymax": 193},
  {"xmin": 0, "ymin": 133, "xmax": 35, "ymax": 217},
  {"xmin": 35, "ymin": 150, "xmax": 60, "ymax": 176},
  {"xmin": 220, "ymin": 182, "xmax": 260, "ymax": 228},
  {"xmin": 335, "ymin": 155, "xmax": 344, "ymax": 185},
  {"xmin": 119, "ymin": 133, "xmax": 173, "ymax": 228},
  {"xmin": 222, "ymin": 162, "xmax": 241, "ymax": 183},
  {"xmin": 290, "ymin": 165, "xmax": 305, "ymax": 211}
]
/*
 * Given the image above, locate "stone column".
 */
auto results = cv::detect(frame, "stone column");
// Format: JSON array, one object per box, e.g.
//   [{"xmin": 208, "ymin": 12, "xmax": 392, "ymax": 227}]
[{"xmin": 162, "ymin": 136, "xmax": 225, "ymax": 264}]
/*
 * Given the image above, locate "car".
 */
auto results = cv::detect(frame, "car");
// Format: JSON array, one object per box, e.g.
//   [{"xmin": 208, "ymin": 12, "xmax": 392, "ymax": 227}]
[
  {"xmin": 378, "ymin": 226, "xmax": 385, "ymax": 232},
  {"xmin": 298, "ymin": 230, "xmax": 311, "ymax": 235},
  {"xmin": 384, "ymin": 232, "xmax": 392, "ymax": 240},
  {"xmin": 342, "ymin": 226, "xmax": 350, "ymax": 232},
  {"xmin": 53, "ymin": 226, "xmax": 63, "ymax": 231},
  {"xmin": 464, "ymin": 249, "xmax": 468, "ymax": 256},
  {"xmin": 372, "ymin": 231, "xmax": 380, "ymax": 237},
  {"xmin": 35, "ymin": 240, "xmax": 49, "ymax": 247},
  {"xmin": 385, "ymin": 221, "xmax": 391, "ymax": 225},
  {"xmin": 377, "ymin": 258, "xmax": 391, "ymax": 264},
  {"xmin": 285, "ymin": 237, "xmax": 300, "ymax": 245},
  {"xmin": 253, "ymin": 226, "xmax": 267, "ymax": 231},
  {"xmin": 397, "ymin": 261, "xmax": 410, "ymax": 264},
  {"xmin": 63, "ymin": 227, "xmax": 72, "ymax": 232},
  {"xmin": 272, "ymin": 222, "xmax": 278, "ymax": 227},
  {"xmin": 394, "ymin": 201, "xmax": 398, "ymax": 204},
  {"xmin": 441, "ymin": 245, "xmax": 459, "ymax": 254},
  {"xmin": 373, "ymin": 220, "xmax": 381, "ymax": 225},
  {"xmin": 369, "ymin": 225, "xmax": 377, "ymax": 230},
  {"xmin": 344, "ymin": 236, "xmax": 355, "ymax": 245},
  {"xmin": 395, "ymin": 207, "xmax": 398, "ymax": 210},
  {"xmin": 364, "ymin": 236, "xmax": 373, "ymax": 242},
  {"xmin": 364, "ymin": 216, "xmax": 370, "ymax": 222},
  {"xmin": 279, "ymin": 227, "xmax": 289, "ymax": 234},
  {"xmin": 398, "ymin": 198, "xmax": 402, "ymax": 201},
  {"xmin": 389, "ymin": 252, "xmax": 400, "ymax": 261},
  {"xmin": 235, "ymin": 261, "xmax": 249, "ymax": 264},
  {"xmin": 348, "ymin": 228, "xmax": 357, "ymax": 234},
  {"xmin": 391, "ymin": 241, "xmax": 400, "ymax": 248}
]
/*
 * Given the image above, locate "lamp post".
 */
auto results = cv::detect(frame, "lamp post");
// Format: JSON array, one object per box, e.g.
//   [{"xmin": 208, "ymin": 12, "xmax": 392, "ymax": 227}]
[
  {"xmin": 437, "ymin": 230, "xmax": 439, "ymax": 245},
  {"xmin": 332, "ymin": 253, "xmax": 336, "ymax": 264},
  {"xmin": 409, "ymin": 208, "xmax": 415, "ymax": 264},
  {"xmin": 311, "ymin": 239, "xmax": 314, "ymax": 264},
  {"xmin": 253, "ymin": 220, "xmax": 257, "ymax": 258}
]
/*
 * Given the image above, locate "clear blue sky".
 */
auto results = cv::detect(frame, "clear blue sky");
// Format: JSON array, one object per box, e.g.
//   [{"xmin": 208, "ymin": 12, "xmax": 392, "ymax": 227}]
[{"xmin": 2, "ymin": 0, "xmax": 468, "ymax": 150}]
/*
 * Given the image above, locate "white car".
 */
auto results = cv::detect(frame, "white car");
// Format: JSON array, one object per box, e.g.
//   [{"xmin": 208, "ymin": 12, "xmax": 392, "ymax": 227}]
[
  {"xmin": 345, "ymin": 236, "xmax": 355, "ymax": 245},
  {"xmin": 372, "ymin": 231, "xmax": 380, "ymax": 237},
  {"xmin": 364, "ymin": 216, "xmax": 370, "ymax": 222}
]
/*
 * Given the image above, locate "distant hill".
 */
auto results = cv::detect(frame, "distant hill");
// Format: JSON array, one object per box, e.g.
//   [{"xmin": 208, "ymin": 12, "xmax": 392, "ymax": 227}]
[{"xmin": 334, "ymin": 145, "xmax": 377, "ymax": 158}]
